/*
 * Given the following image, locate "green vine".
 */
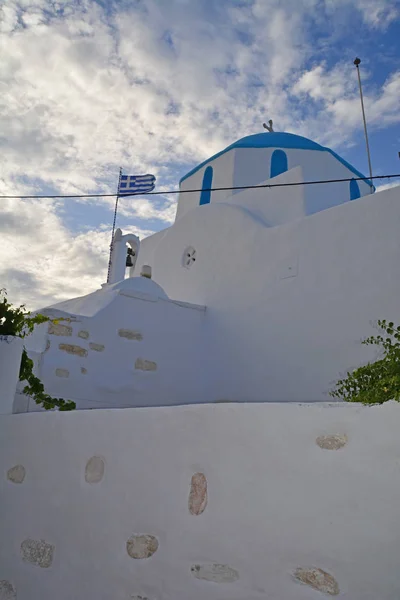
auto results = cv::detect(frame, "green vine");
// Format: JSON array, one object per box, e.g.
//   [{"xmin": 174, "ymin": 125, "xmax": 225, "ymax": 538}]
[
  {"xmin": 0, "ymin": 289, "xmax": 76, "ymax": 411},
  {"xmin": 330, "ymin": 319, "xmax": 400, "ymax": 404}
]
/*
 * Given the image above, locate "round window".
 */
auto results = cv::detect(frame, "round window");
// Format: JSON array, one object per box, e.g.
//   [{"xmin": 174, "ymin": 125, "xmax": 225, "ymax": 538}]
[{"xmin": 182, "ymin": 246, "xmax": 196, "ymax": 268}]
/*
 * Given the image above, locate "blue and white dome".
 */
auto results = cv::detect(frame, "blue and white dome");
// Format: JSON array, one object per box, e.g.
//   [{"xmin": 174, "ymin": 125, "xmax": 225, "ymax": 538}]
[
  {"xmin": 177, "ymin": 131, "xmax": 373, "ymax": 221},
  {"xmin": 180, "ymin": 132, "xmax": 371, "ymax": 184}
]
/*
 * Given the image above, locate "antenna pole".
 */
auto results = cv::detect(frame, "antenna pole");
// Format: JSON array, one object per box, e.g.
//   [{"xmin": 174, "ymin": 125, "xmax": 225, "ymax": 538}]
[
  {"xmin": 106, "ymin": 167, "xmax": 122, "ymax": 283},
  {"xmin": 353, "ymin": 58, "xmax": 373, "ymax": 193}
]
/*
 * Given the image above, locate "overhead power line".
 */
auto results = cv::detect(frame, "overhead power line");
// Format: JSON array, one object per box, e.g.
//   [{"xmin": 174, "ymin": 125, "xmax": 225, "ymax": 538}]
[{"xmin": 0, "ymin": 173, "xmax": 399, "ymax": 200}]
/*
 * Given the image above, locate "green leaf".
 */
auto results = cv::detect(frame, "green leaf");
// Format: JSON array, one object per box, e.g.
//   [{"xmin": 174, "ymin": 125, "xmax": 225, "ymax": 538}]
[
  {"xmin": 331, "ymin": 319, "xmax": 400, "ymax": 405},
  {"xmin": 1, "ymin": 290, "xmax": 75, "ymax": 412}
]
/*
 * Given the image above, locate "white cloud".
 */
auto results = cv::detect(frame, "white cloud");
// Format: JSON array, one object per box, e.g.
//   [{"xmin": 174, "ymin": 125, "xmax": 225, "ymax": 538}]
[
  {"xmin": 375, "ymin": 180, "xmax": 400, "ymax": 192},
  {"xmin": 118, "ymin": 195, "xmax": 177, "ymax": 225},
  {"xmin": 0, "ymin": 0, "xmax": 399, "ymax": 307},
  {"xmin": 2, "ymin": 0, "xmax": 398, "ymax": 195},
  {"xmin": 291, "ymin": 63, "xmax": 400, "ymax": 147},
  {"xmin": 0, "ymin": 197, "xmax": 154, "ymax": 310},
  {"xmin": 328, "ymin": 0, "xmax": 399, "ymax": 28}
]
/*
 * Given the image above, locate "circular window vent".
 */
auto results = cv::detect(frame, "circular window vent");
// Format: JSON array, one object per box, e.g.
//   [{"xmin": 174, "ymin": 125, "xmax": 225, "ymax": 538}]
[{"xmin": 183, "ymin": 246, "xmax": 197, "ymax": 268}]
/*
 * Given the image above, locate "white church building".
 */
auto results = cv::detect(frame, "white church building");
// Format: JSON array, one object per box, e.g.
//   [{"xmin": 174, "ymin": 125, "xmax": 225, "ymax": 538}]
[
  {"xmin": 15, "ymin": 130, "xmax": 400, "ymax": 411},
  {"xmin": 2, "ymin": 130, "xmax": 400, "ymax": 600}
]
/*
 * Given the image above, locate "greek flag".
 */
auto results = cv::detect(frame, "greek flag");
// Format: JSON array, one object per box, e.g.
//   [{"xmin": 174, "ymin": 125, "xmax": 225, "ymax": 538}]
[{"xmin": 118, "ymin": 174, "xmax": 156, "ymax": 196}]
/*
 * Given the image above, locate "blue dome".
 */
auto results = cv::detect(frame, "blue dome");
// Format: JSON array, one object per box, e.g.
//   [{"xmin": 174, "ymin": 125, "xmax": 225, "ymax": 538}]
[
  {"xmin": 224, "ymin": 132, "xmax": 324, "ymax": 152},
  {"xmin": 179, "ymin": 131, "xmax": 373, "ymax": 187}
]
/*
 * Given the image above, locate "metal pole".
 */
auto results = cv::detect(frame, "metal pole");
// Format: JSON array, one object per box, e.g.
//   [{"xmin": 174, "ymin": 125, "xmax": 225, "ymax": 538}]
[
  {"xmin": 106, "ymin": 167, "xmax": 122, "ymax": 283},
  {"xmin": 353, "ymin": 57, "xmax": 373, "ymax": 193}
]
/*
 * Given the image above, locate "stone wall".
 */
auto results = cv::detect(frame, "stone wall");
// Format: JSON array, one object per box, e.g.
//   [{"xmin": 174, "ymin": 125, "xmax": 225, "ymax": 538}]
[
  {"xmin": 16, "ymin": 283, "xmax": 207, "ymax": 411},
  {"xmin": 1, "ymin": 401, "xmax": 400, "ymax": 599}
]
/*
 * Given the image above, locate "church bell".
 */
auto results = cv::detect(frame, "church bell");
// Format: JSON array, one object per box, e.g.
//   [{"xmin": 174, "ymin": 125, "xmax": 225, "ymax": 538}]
[{"xmin": 126, "ymin": 247, "xmax": 135, "ymax": 267}]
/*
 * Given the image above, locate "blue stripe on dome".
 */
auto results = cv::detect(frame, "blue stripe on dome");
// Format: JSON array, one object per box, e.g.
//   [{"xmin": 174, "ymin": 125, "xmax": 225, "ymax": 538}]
[{"xmin": 179, "ymin": 132, "xmax": 374, "ymax": 189}]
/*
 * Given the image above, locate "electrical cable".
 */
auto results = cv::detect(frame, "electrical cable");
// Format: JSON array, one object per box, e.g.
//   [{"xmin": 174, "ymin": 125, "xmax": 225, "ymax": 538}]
[{"xmin": 0, "ymin": 173, "xmax": 399, "ymax": 200}]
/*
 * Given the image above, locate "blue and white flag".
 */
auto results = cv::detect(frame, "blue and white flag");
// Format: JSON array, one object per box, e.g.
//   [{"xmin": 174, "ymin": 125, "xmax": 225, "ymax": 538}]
[{"xmin": 118, "ymin": 174, "xmax": 156, "ymax": 196}]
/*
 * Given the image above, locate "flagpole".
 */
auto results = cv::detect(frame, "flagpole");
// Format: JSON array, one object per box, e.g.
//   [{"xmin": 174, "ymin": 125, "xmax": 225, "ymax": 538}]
[
  {"xmin": 353, "ymin": 57, "xmax": 373, "ymax": 193},
  {"xmin": 106, "ymin": 167, "xmax": 122, "ymax": 284}
]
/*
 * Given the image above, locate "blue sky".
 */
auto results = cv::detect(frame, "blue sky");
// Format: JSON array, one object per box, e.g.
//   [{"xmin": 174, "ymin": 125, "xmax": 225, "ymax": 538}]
[{"xmin": 0, "ymin": 0, "xmax": 399, "ymax": 307}]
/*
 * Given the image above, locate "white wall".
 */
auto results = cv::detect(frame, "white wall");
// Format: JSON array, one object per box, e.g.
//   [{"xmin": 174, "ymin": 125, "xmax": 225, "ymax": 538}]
[
  {"xmin": 176, "ymin": 146, "xmax": 372, "ymax": 225},
  {"xmin": 152, "ymin": 185, "xmax": 400, "ymax": 403},
  {"xmin": 228, "ymin": 166, "xmax": 306, "ymax": 226},
  {"xmin": 176, "ymin": 150, "xmax": 235, "ymax": 221},
  {"xmin": 20, "ymin": 186, "xmax": 399, "ymax": 410},
  {"xmin": 0, "ymin": 337, "xmax": 23, "ymax": 414},
  {"xmin": 1, "ymin": 401, "xmax": 400, "ymax": 600},
  {"xmin": 18, "ymin": 280, "xmax": 207, "ymax": 411},
  {"xmin": 133, "ymin": 229, "xmax": 169, "ymax": 278},
  {"xmin": 299, "ymin": 150, "xmax": 371, "ymax": 214},
  {"xmin": 233, "ymin": 147, "xmax": 372, "ymax": 212}
]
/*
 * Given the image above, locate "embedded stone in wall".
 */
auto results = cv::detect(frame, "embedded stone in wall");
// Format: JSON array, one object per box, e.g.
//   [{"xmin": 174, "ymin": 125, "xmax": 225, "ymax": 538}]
[
  {"xmin": 78, "ymin": 330, "xmax": 89, "ymax": 339},
  {"xmin": 0, "ymin": 580, "xmax": 16, "ymax": 600},
  {"xmin": 55, "ymin": 368, "xmax": 69, "ymax": 378},
  {"xmin": 89, "ymin": 343, "xmax": 105, "ymax": 352},
  {"xmin": 189, "ymin": 473, "xmax": 208, "ymax": 515},
  {"xmin": 191, "ymin": 563, "xmax": 239, "ymax": 583},
  {"xmin": 48, "ymin": 323, "xmax": 72, "ymax": 336},
  {"xmin": 316, "ymin": 434, "xmax": 347, "ymax": 450},
  {"xmin": 21, "ymin": 539, "xmax": 54, "ymax": 568},
  {"xmin": 135, "ymin": 358, "xmax": 157, "ymax": 372},
  {"xmin": 85, "ymin": 456, "xmax": 105, "ymax": 483},
  {"xmin": 118, "ymin": 329, "xmax": 143, "ymax": 341},
  {"xmin": 81, "ymin": 367, "xmax": 87, "ymax": 375},
  {"xmin": 45, "ymin": 340, "xmax": 51, "ymax": 352},
  {"xmin": 59, "ymin": 344, "xmax": 88, "ymax": 358},
  {"xmin": 7, "ymin": 464, "xmax": 25, "ymax": 484},
  {"xmin": 294, "ymin": 567, "xmax": 339, "ymax": 595},
  {"xmin": 126, "ymin": 535, "xmax": 159, "ymax": 559}
]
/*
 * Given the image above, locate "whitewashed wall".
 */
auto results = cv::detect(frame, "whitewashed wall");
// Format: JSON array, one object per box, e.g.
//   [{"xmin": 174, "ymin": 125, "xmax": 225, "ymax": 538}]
[
  {"xmin": 1, "ymin": 401, "xmax": 400, "ymax": 600},
  {"xmin": 176, "ymin": 146, "xmax": 371, "ymax": 224},
  {"xmin": 17, "ymin": 279, "xmax": 207, "ymax": 411},
  {"xmin": 177, "ymin": 149, "xmax": 235, "ymax": 220},
  {"xmin": 19, "ymin": 185, "xmax": 400, "ymax": 410},
  {"xmin": 0, "ymin": 337, "xmax": 23, "ymax": 415},
  {"xmin": 152, "ymin": 185, "xmax": 400, "ymax": 403},
  {"xmin": 228, "ymin": 166, "xmax": 306, "ymax": 226},
  {"xmin": 134, "ymin": 229, "xmax": 169, "ymax": 278}
]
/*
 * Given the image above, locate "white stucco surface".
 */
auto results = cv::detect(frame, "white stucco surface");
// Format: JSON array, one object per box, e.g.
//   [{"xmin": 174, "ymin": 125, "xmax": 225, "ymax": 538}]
[
  {"xmin": 0, "ymin": 337, "xmax": 23, "ymax": 415},
  {"xmin": 228, "ymin": 166, "xmax": 306, "ymax": 226},
  {"xmin": 1, "ymin": 401, "xmax": 400, "ymax": 599},
  {"xmin": 150, "ymin": 185, "xmax": 400, "ymax": 403},
  {"xmin": 177, "ymin": 141, "xmax": 371, "ymax": 222},
  {"xmin": 108, "ymin": 229, "xmax": 140, "ymax": 285},
  {"xmin": 177, "ymin": 149, "xmax": 235, "ymax": 220},
  {"xmin": 17, "ymin": 131, "xmax": 399, "ymax": 410},
  {"xmin": 17, "ymin": 279, "xmax": 207, "ymax": 411},
  {"xmin": 134, "ymin": 229, "xmax": 169, "ymax": 278},
  {"xmin": 17, "ymin": 184, "xmax": 400, "ymax": 410}
]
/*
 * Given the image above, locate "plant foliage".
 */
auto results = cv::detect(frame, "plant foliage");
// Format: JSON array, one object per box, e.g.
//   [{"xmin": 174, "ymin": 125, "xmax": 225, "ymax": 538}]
[
  {"xmin": 0, "ymin": 289, "xmax": 76, "ymax": 411},
  {"xmin": 330, "ymin": 320, "xmax": 400, "ymax": 404}
]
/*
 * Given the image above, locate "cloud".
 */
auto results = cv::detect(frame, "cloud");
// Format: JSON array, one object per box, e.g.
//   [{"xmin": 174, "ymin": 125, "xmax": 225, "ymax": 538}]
[
  {"xmin": 3, "ymin": 0, "xmax": 398, "ymax": 199},
  {"xmin": 375, "ymin": 180, "xmax": 400, "ymax": 192},
  {"xmin": 291, "ymin": 63, "xmax": 400, "ymax": 146},
  {"xmin": 0, "ymin": 196, "xmax": 154, "ymax": 309},
  {"xmin": 0, "ymin": 0, "xmax": 399, "ymax": 307},
  {"xmin": 325, "ymin": 0, "xmax": 399, "ymax": 28}
]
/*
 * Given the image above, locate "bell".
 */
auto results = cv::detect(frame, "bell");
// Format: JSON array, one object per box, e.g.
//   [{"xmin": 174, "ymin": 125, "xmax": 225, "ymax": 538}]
[{"xmin": 126, "ymin": 247, "xmax": 135, "ymax": 267}]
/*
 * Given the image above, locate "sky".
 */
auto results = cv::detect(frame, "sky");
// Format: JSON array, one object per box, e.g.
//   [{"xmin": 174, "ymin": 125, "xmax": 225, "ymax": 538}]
[{"xmin": 1, "ymin": 0, "xmax": 400, "ymax": 309}]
